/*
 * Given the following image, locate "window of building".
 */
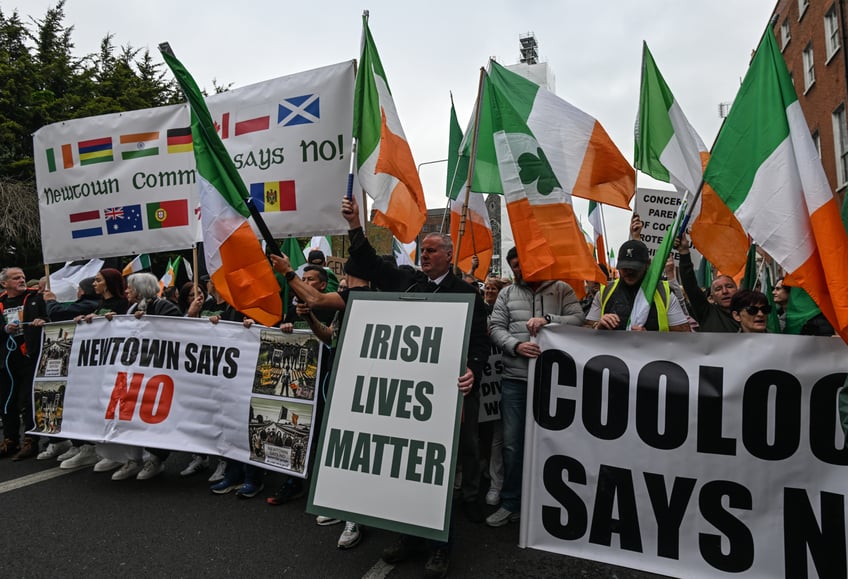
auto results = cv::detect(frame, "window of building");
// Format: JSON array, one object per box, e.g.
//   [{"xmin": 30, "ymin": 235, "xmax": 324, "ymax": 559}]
[
  {"xmin": 799, "ymin": 0, "xmax": 810, "ymax": 20},
  {"xmin": 803, "ymin": 42, "xmax": 815, "ymax": 91},
  {"xmin": 812, "ymin": 130, "xmax": 821, "ymax": 158},
  {"xmin": 825, "ymin": 6, "xmax": 841, "ymax": 60},
  {"xmin": 833, "ymin": 105, "xmax": 848, "ymax": 187},
  {"xmin": 781, "ymin": 19, "xmax": 791, "ymax": 50}
]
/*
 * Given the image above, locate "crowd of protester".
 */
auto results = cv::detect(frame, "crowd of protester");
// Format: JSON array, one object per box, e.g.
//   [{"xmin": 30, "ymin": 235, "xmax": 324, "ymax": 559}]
[{"xmin": 0, "ymin": 201, "xmax": 835, "ymax": 579}]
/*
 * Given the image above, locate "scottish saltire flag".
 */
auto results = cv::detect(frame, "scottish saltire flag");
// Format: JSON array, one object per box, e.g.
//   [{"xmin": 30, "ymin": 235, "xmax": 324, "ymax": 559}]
[
  {"xmin": 278, "ymin": 94, "xmax": 320, "ymax": 126},
  {"xmin": 105, "ymin": 204, "xmax": 143, "ymax": 235}
]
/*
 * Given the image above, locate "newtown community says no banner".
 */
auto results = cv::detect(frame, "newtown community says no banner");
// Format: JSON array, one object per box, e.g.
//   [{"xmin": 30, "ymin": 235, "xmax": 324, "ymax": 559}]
[
  {"xmin": 32, "ymin": 317, "xmax": 323, "ymax": 477},
  {"xmin": 523, "ymin": 326, "xmax": 848, "ymax": 579},
  {"xmin": 33, "ymin": 60, "xmax": 356, "ymax": 263},
  {"xmin": 308, "ymin": 292, "xmax": 475, "ymax": 542}
]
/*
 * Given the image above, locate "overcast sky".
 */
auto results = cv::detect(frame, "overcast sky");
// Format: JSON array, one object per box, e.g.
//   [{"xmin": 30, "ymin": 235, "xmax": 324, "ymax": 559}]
[{"xmin": 11, "ymin": 0, "xmax": 776, "ymax": 255}]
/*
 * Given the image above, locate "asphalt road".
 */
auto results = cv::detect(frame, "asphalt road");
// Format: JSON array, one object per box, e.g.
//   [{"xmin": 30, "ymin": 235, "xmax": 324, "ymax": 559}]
[{"xmin": 0, "ymin": 452, "xmax": 668, "ymax": 578}]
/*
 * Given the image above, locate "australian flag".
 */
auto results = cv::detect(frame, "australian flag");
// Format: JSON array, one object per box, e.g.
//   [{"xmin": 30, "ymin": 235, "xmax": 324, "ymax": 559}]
[{"xmin": 105, "ymin": 204, "xmax": 143, "ymax": 234}]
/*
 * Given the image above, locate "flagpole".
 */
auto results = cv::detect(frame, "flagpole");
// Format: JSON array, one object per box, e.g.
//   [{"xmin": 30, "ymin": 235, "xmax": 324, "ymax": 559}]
[
  {"xmin": 192, "ymin": 245, "xmax": 199, "ymax": 294},
  {"xmin": 453, "ymin": 67, "xmax": 486, "ymax": 270},
  {"xmin": 598, "ymin": 203, "xmax": 610, "ymax": 271}
]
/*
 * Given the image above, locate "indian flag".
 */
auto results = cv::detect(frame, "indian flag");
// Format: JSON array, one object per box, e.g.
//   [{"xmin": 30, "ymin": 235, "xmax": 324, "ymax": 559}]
[
  {"xmin": 161, "ymin": 46, "xmax": 282, "ymax": 327},
  {"xmin": 122, "ymin": 254, "xmax": 151, "ymax": 276},
  {"xmin": 355, "ymin": 13, "xmax": 426, "ymax": 243},
  {"xmin": 446, "ymin": 97, "xmax": 493, "ymax": 278},
  {"xmin": 486, "ymin": 65, "xmax": 604, "ymax": 285},
  {"xmin": 635, "ymin": 42, "xmax": 748, "ymax": 276},
  {"xmin": 703, "ymin": 29, "xmax": 848, "ymax": 341},
  {"xmin": 466, "ymin": 60, "xmax": 635, "ymax": 210}
]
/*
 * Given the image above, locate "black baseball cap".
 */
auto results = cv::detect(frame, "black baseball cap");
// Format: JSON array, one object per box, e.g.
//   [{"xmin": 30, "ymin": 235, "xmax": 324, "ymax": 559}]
[
  {"xmin": 617, "ymin": 240, "xmax": 650, "ymax": 270},
  {"xmin": 307, "ymin": 250, "xmax": 325, "ymax": 264}
]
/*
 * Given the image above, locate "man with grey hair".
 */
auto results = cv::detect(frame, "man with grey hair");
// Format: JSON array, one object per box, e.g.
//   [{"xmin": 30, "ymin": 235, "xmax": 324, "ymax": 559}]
[
  {"xmin": 339, "ymin": 195, "xmax": 490, "ymax": 579},
  {"xmin": 0, "ymin": 266, "xmax": 48, "ymax": 460}
]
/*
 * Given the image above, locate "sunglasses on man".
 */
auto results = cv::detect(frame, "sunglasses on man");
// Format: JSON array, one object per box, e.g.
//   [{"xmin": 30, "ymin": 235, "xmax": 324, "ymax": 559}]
[{"xmin": 743, "ymin": 305, "xmax": 772, "ymax": 315}]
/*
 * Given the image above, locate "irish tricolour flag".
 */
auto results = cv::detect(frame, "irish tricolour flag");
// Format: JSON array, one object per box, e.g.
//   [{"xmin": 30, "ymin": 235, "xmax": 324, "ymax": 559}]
[
  {"xmin": 704, "ymin": 29, "xmax": 848, "ymax": 341},
  {"xmin": 161, "ymin": 46, "xmax": 282, "ymax": 327},
  {"xmin": 484, "ymin": 63, "xmax": 605, "ymax": 285},
  {"xmin": 635, "ymin": 42, "xmax": 748, "ymax": 276},
  {"xmin": 354, "ymin": 13, "xmax": 426, "ymax": 243}
]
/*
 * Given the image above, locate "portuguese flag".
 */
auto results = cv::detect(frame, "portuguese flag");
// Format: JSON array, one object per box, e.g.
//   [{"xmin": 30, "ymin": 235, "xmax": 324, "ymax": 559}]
[{"xmin": 146, "ymin": 200, "xmax": 189, "ymax": 229}]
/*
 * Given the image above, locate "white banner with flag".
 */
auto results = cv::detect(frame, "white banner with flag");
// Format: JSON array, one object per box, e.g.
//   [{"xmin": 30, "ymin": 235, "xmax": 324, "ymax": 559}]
[
  {"xmin": 32, "ymin": 316, "xmax": 323, "ymax": 477},
  {"xmin": 34, "ymin": 60, "xmax": 355, "ymax": 263},
  {"xmin": 522, "ymin": 325, "xmax": 848, "ymax": 579}
]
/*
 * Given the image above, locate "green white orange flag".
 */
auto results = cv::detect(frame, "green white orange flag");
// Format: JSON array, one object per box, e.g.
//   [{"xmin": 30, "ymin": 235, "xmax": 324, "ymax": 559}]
[
  {"xmin": 354, "ymin": 13, "xmax": 427, "ymax": 243},
  {"xmin": 703, "ymin": 28, "xmax": 848, "ymax": 342},
  {"xmin": 467, "ymin": 60, "xmax": 635, "ymax": 210},
  {"xmin": 635, "ymin": 41, "xmax": 748, "ymax": 276},
  {"xmin": 484, "ymin": 66, "xmax": 604, "ymax": 285},
  {"xmin": 122, "ymin": 253, "xmax": 151, "ymax": 276},
  {"xmin": 161, "ymin": 47, "xmax": 282, "ymax": 327},
  {"xmin": 158, "ymin": 256, "xmax": 179, "ymax": 293},
  {"xmin": 587, "ymin": 201, "xmax": 607, "ymax": 270},
  {"xmin": 446, "ymin": 97, "xmax": 493, "ymax": 277}
]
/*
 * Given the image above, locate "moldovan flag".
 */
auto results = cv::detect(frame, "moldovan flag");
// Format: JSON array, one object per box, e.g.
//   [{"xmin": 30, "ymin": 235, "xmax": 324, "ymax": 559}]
[
  {"xmin": 467, "ymin": 60, "xmax": 635, "ymax": 210},
  {"xmin": 161, "ymin": 45, "xmax": 282, "ymax": 327},
  {"xmin": 635, "ymin": 42, "xmax": 748, "ymax": 276},
  {"xmin": 354, "ymin": 13, "xmax": 426, "ymax": 243},
  {"xmin": 446, "ymin": 97, "xmax": 492, "ymax": 277},
  {"xmin": 485, "ymin": 65, "xmax": 604, "ymax": 284},
  {"xmin": 123, "ymin": 254, "xmax": 151, "ymax": 276},
  {"xmin": 703, "ymin": 29, "xmax": 848, "ymax": 341}
]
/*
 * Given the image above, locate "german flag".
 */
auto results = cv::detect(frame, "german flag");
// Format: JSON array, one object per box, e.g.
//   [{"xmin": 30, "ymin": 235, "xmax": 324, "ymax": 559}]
[{"xmin": 167, "ymin": 127, "xmax": 192, "ymax": 154}]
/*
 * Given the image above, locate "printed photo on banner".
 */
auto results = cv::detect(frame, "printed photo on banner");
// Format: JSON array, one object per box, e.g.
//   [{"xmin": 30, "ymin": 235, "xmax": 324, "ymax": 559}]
[
  {"xmin": 248, "ymin": 398, "xmax": 312, "ymax": 474},
  {"xmin": 36, "ymin": 322, "xmax": 76, "ymax": 378},
  {"xmin": 253, "ymin": 329, "xmax": 321, "ymax": 401},
  {"xmin": 34, "ymin": 380, "xmax": 66, "ymax": 435}
]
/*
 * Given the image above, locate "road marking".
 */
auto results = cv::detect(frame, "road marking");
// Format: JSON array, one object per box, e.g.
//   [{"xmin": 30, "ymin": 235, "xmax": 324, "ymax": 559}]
[
  {"xmin": 0, "ymin": 466, "xmax": 76, "ymax": 494},
  {"xmin": 361, "ymin": 559, "xmax": 394, "ymax": 579}
]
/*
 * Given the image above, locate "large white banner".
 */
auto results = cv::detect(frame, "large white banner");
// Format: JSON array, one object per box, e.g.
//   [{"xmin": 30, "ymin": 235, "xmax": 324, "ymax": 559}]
[
  {"xmin": 32, "ymin": 316, "xmax": 322, "ymax": 477},
  {"xmin": 34, "ymin": 61, "xmax": 356, "ymax": 263},
  {"xmin": 523, "ymin": 326, "xmax": 848, "ymax": 578},
  {"xmin": 308, "ymin": 293, "xmax": 474, "ymax": 542}
]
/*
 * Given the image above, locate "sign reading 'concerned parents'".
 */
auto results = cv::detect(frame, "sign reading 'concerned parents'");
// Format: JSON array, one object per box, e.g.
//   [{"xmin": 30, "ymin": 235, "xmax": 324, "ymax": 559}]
[{"xmin": 308, "ymin": 292, "xmax": 474, "ymax": 542}]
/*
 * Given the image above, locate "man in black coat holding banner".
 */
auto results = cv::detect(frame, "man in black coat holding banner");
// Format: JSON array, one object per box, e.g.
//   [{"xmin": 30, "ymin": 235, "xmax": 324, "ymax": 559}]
[{"xmin": 341, "ymin": 194, "xmax": 490, "ymax": 579}]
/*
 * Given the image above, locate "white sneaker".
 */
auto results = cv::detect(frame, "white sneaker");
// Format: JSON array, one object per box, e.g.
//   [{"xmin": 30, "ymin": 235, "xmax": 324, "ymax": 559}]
[
  {"xmin": 112, "ymin": 460, "xmax": 143, "ymax": 481},
  {"xmin": 485, "ymin": 507, "xmax": 520, "ymax": 527},
  {"xmin": 56, "ymin": 445, "xmax": 80, "ymax": 462},
  {"xmin": 59, "ymin": 444, "xmax": 98, "ymax": 469},
  {"xmin": 337, "ymin": 521, "xmax": 361, "ymax": 549},
  {"xmin": 37, "ymin": 440, "xmax": 72, "ymax": 460},
  {"xmin": 180, "ymin": 454, "xmax": 209, "ymax": 476},
  {"xmin": 137, "ymin": 456, "xmax": 164, "ymax": 480},
  {"xmin": 316, "ymin": 515, "xmax": 342, "ymax": 526},
  {"xmin": 208, "ymin": 459, "xmax": 227, "ymax": 483},
  {"xmin": 93, "ymin": 458, "xmax": 123, "ymax": 472},
  {"xmin": 485, "ymin": 488, "xmax": 501, "ymax": 506}
]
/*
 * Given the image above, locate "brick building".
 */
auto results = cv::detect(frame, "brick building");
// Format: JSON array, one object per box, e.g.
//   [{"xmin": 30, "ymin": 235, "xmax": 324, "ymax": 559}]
[{"xmin": 771, "ymin": 0, "xmax": 848, "ymax": 203}]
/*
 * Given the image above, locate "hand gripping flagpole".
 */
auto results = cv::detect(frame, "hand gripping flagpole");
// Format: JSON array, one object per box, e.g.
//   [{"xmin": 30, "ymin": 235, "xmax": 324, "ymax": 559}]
[{"xmin": 158, "ymin": 42, "xmax": 282, "ymax": 258}]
